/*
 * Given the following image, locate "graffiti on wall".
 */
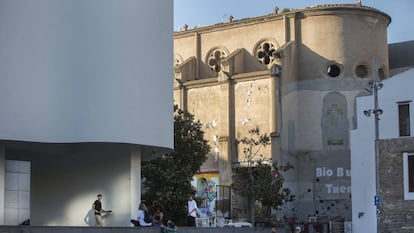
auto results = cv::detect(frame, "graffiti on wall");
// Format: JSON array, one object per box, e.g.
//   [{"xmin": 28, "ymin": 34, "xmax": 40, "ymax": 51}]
[
  {"xmin": 192, "ymin": 173, "xmax": 219, "ymax": 217},
  {"xmin": 315, "ymin": 166, "xmax": 351, "ymax": 200}
]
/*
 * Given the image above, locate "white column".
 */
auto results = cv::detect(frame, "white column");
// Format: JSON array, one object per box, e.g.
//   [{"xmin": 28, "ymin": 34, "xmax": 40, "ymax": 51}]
[
  {"xmin": 0, "ymin": 147, "xmax": 5, "ymax": 224},
  {"xmin": 130, "ymin": 148, "xmax": 141, "ymax": 220}
]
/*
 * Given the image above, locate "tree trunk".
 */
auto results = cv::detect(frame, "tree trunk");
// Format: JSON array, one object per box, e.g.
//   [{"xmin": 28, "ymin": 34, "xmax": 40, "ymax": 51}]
[{"xmin": 249, "ymin": 197, "xmax": 255, "ymax": 227}]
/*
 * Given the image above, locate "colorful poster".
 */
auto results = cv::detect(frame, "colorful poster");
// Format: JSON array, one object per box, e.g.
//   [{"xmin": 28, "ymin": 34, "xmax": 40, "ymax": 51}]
[{"xmin": 192, "ymin": 172, "xmax": 219, "ymax": 217}]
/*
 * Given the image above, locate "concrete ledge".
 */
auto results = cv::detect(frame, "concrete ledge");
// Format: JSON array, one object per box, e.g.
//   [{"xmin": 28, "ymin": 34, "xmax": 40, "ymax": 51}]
[{"xmin": 0, "ymin": 226, "xmax": 270, "ymax": 233}]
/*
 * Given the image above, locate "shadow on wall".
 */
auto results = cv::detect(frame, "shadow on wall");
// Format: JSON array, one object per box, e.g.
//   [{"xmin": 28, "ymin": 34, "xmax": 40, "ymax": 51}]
[
  {"xmin": 83, "ymin": 208, "xmax": 113, "ymax": 226},
  {"xmin": 84, "ymin": 209, "xmax": 96, "ymax": 226}
]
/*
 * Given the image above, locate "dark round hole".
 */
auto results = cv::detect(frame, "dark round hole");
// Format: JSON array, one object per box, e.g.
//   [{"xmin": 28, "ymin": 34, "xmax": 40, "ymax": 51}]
[
  {"xmin": 355, "ymin": 64, "xmax": 369, "ymax": 78},
  {"xmin": 327, "ymin": 64, "xmax": 341, "ymax": 77}
]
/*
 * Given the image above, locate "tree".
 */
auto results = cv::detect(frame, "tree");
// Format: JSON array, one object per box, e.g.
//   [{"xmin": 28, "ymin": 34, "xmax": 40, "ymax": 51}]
[
  {"xmin": 232, "ymin": 127, "xmax": 294, "ymax": 225},
  {"xmin": 142, "ymin": 105, "xmax": 211, "ymax": 225}
]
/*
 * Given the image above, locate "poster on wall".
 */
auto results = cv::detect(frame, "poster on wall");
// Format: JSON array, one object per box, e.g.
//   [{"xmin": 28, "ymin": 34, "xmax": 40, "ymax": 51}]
[{"xmin": 192, "ymin": 172, "xmax": 219, "ymax": 217}]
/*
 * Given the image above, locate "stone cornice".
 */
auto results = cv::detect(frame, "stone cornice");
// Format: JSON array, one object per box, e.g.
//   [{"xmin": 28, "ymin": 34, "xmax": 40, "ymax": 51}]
[
  {"xmin": 178, "ymin": 70, "xmax": 271, "ymax": 89},
  {"xmin": 174, "ymin": 4, "xmax": 390, "ymax": 38}
]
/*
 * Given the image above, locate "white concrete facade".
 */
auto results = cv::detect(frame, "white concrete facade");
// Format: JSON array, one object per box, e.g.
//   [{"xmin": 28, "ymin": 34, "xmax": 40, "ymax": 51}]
[
  {"xmin": 0, "ymin": 0, "xmax": 173, "ymax": 226},
  {"xmin": 351, "ymin": 68, "xmax": 414, "ymax": 232},
  {"xmin": 0, "ymin": 0, "xmax": 173, "ymax": 147}
]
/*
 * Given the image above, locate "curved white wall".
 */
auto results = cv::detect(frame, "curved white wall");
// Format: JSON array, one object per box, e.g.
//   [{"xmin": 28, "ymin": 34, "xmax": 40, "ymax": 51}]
[{"xmin": 0, "ymin": 0, "xmax": 173, "ymax": 149}]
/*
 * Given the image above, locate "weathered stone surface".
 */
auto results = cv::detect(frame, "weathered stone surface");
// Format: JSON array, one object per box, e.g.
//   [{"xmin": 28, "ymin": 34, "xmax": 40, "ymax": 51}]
[{"xmin": 379, "ymin": 138, "xmax": 414, "ymax": 232}]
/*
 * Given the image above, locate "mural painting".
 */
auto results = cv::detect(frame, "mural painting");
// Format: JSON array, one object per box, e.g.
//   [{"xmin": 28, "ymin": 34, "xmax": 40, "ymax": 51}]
[{"xmin": 192, "ymin": 172, "xmax": 219, "ymax": 217}]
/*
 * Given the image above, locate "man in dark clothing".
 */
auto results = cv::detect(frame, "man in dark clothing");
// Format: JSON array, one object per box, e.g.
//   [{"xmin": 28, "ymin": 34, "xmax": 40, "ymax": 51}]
[{"xmin": 92, "ymin": 194, "xmax": 104, "ymax": 226}]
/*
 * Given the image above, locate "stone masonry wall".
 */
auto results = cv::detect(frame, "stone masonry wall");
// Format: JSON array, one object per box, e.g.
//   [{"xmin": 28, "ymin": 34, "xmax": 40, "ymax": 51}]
[{"xmin": 379, "ymin": 137, "xmax": 414, "ymax": 233}]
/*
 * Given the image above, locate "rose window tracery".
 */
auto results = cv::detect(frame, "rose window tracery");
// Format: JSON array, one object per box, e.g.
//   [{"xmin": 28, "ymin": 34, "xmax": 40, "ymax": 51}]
[
  {"xmin": 255, "ymin": 41, "xmax": 276, "ymax": 65},
  {"xmin": 207, "ymin": 49, "xmax": 227, "ymax": 72}
]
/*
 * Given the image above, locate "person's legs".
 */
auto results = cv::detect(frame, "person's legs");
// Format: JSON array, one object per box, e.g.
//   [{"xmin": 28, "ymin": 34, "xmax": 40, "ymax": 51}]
[
  {"xmin": 130, "ymin": 219, "xmax": 140, "ymax": 226},
  {"xmin": 187, "ymin": 216, "xmax": 195, "ymax": 226},
  {"xmin": 95, "ymin": 214, "xmax": 103, "ymax": 227}
]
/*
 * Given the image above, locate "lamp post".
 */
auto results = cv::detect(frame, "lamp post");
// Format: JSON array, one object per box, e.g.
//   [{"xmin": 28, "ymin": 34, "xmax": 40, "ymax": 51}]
[{"xmin": 363, "ymin": 58, "xmax": 383, "ymax": 233}]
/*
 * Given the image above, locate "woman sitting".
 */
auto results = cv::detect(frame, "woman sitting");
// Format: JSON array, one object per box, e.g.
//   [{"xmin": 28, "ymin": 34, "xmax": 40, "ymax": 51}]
[
  {"xmin": 130, "ymin": 203, "xmax": 152, "ymax": 227},
  {"xmin": 152, "ymin": 207, "xmax": 164, "ymax": 226}
]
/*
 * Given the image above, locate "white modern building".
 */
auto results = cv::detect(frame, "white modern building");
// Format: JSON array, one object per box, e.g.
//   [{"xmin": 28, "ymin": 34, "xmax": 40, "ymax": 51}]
[
  {"xmin": 0, "ymin": 0, "xmax": 173, "ymax": 226},
  {"xmin": 351, "ymin": 67, "xmax": 414, "ymax": 232}
]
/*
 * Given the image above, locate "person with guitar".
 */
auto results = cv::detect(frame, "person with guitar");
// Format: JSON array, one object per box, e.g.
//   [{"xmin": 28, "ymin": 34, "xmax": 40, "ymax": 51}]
[{"xmin": 92, "ymin": 194, "xmax": 112, "ymax": 227}]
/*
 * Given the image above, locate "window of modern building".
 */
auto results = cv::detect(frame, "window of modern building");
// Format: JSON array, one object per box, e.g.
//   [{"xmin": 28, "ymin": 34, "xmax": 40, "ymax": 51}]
[
  {"xmin": 5, "ymin": 160, "xmax": 31, "ymax": 224},
  {"xmin": 403, "ymin": 152, "xmax": 414, "ymax": 200},
  {"xmin": 398, "ymin": 102, "xmax": 411, "ymax": 137}
]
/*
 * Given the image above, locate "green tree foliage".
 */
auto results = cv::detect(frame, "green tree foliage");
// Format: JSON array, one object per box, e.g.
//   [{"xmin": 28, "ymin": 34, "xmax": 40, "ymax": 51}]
[
  {"xmin": 232, "ymin": 127, "xmax": 294, "ymax": 224},
  {"xmin": 142, "ymin": 105, "xmax": 211, "ymax": 225},
  {"xmin": 256, "ymin": 161, "xmax": 295, "ymax": 208}
]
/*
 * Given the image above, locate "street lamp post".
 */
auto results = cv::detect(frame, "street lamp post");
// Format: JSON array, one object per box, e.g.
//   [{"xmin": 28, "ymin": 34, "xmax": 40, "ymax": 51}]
[{"xmin": 363, "ymin": 58, "xmax": 383, "ymax": 233}]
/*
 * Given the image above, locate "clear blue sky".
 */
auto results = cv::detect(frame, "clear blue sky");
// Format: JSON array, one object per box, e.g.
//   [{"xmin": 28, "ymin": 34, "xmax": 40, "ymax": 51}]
[{"xmin": 174, "ymin": 0, "xmax": 412, "ymax": 44}]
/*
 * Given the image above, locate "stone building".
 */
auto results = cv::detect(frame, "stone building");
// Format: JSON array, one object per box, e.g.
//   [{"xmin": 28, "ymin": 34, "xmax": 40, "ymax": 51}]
[{"xmin": 174, "ymin": 3, "xmax": 390, "ymax": 224}]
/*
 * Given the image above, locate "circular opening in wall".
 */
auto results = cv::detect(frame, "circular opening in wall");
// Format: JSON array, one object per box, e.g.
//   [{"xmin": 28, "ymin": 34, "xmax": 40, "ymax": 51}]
[
  {"xmin": 206, "ymin": 48, "xmax": 227, "ymax": 73},
  {"xmin": 355, "ymin": 64, "xmax": 369, "ymax": 78},
  {"xmin": 254, "ymin": 40, "xmax": 277, "ymax": 65},
  {"xmin": 378, "ymin": 67, "xmax": 386, "ymax": 80},
  {"xmin": 326, "ymin": 64, "xmax": 341, "ymax": 78}
]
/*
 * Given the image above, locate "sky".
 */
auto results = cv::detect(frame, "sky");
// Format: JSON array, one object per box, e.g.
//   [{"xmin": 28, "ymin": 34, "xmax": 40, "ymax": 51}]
[{"xmin": 174, "ymin": 0, "xmax": 413, "ymax": 44}]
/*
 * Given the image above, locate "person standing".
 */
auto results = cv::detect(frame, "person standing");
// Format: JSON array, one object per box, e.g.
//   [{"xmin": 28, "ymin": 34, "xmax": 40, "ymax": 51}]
[
  {"xmin": 92, "ymin": 194, "xmax": 106, "ymax": 227},
  {"xmin": 187, "ymin": 194, "xmax": 198, "ymax": 226}
]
